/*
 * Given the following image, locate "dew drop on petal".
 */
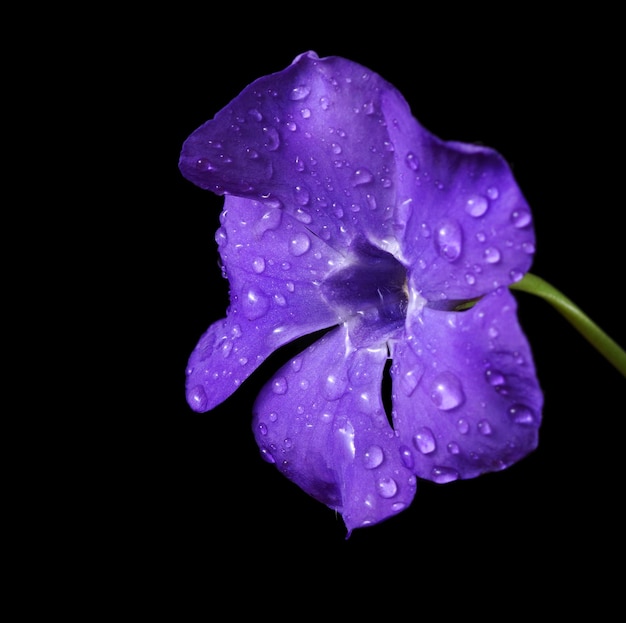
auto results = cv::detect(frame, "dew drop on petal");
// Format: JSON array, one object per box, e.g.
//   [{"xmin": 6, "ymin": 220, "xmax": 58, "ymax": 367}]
[
  {"xmin": 413, "ymin": 427, "xmax": 437, "ymax": 454},
  {"xmin": 511, "ymin": 207, "xmax": 532, "ymax": 228},
  {"xmin": 477, "ymin": 419, "xmax": 492, "ymax": 435},
  {"xmin": 465, "ymin": 194, "xmax": 489, "ymax": 217},
  {"xmin": 363, "ymin": 445, "xmax": 384, "ymax": 469},
  {"xmin": 508, "ymin": 403, "xmax": 535, "ymax": 424},
  {"xmin": 399, "ymin": 445, "xmax": 414, "ymax": 469},
  {"xmin": 252, "ymin": 257, "xmax": 266, "ymax": 273},
  {"xmin": 260, "ymin": 448, "xmax": 275, "ymax": 464},
  {"xmin": 258, "ymin": 209, "xmax": 282, "ymax": 233},
  {"xmin": 258, "ymin": 422, "xmax": 268, "ymax": 436},
  {"xmin": 351, "ymin": 168, "xmax": 374, "ymax": 186},
  {"xmin": 430, "ymin": 371, "xmax": 465, "ymax": 410},
  {"xmin": 400, "ymin": 369, "xmax": 419, "ymax": 396},
  {"xmin": 405, "ymin": 151, "xmax": 420, "ymax": 171},
  {"xmin": 243, "ymin": 288, "xmax": 270, "ymax": 320},
  {"xmin": 436, "ymin": 220, "xmax": 463, "ymax": 261},
  {"xmin": 457, "ymin": 418, "xmax": 470, "ymax": 434},
  {"xmin": 289, "ymin": 232, "xmax": 311, "ymax": 256},
  {"xmin": 431, "ymin": 466, "xmax": 460, "ymax": 484},
  {"xmin": 484, "ymin": 247, "xmax": 501, "ymax": 263},
  {"xmin": 447, "ymin": 442, "xmax": 460, "ymax": 455},
  {"xmin": 263, "ymin": 126, "xmax": 280, "ymax": 151},
  {"xmin": 289, "ymin": 85, "xmax": 311, "ymax": 100},
  {"xmin": 322, "ymin": 374, "xmax": 348, "ymax": 401},
  {"xmin": 377, "ymin": 477, "xmax": 398, "ymax": 498},
  {"xmin": 485, "ymin": 368, "xmax": 505, "ymax": 387},
  {"xmin": 187, "ymin": 385, "xmax": 208, "ymax": 411},
  {"xmin": 294, "ymin": 185, "xmax": 311, "ymax": 206},
  {"xmin": 486, "ymin": 186, "xmax": 499, "ymax": 199},
  {"xmin": 272, "ymin": 376, "xmax": 288, "ymax": 395}
]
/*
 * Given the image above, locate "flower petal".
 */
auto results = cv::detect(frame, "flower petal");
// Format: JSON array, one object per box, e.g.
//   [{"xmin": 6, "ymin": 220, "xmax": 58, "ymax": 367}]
[
  {"xmin": 186, "ymin": 194, "xmax": 344, "ymax": 412},
  {"xmin": 381, "ymin": 86, "xmax": 536, "ymax": 300},
  {"xmin": 179, "ymin": 51, "xmax": 410, "ymax": 253},
  {"xmin": 390, "ymin": 287, "xmax": 543, "ymax": 482},
  {"xmin": 252, "ymin": 324, "xmax": 417, "ymax": 535}
]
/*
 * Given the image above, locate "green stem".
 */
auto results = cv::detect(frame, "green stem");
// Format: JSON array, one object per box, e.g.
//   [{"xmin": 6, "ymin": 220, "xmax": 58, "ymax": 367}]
[{"xmin": 510, "ymin": 273, "xmax": 626, "ymax": 378}]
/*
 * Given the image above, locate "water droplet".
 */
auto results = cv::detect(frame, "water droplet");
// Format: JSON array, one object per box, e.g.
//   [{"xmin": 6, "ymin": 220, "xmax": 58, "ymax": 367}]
[
  {"xmin": 477, "ymin": 419, "xmax": 492, "ymax": 435},
  {"xmin": 351, "ymin": 168, "xmax": 374, "ymax": 186},
  {"xmin": 243, "ymin": 288, "xmax": 270, "ymax": 320},
  {"xmin": 436, "ymin": 220, "xmax": 463, "ymax": 261},
  {"xmin": 289, "ymin": 85, "xmax": 311, "ymax": 100},
  {"xmin": 252, "ymin": 257, "xmax": 266, "ymax": 273},
  {"xmin": 263, "ymin": 126, "xmax": 280, "ymax": 151},
  {"xmin": 465, "ymin": 194, "xmax": 489, "ymax": 217},
  {"xmin": 323, "ymin": 374, "xmax": 348, "ymax": 401},
  {"xmin": 363, "ymin": 445, "xmax": 384, "ymax": 469},
  {"xmin": 300, "ymin": 108, "xmax": 311, "ymax": 119},
  {"xmin": 511, "ymin": 207, "xmax": 532, "ymax": 228},
  {"xmin": 377, "ymin": 477, "xmax": 398, "ymax": 498},
  {"xmin": 258, "ymin": 422, "xmax": 268, "ymax": 436},
  {"xmin": 269, "ymin": 412, "xmax": 278, "ymax": 422},
  {"xmin": 485, "ymin": 368, "xmax": 505, "ymax": 387},
  {"xmin": 215, "ymin": 227, "xmax": 228, "ymax": 247},
  {"xmin": 447, "ymin": 442, "xmax": 460, "ymax": 455},
  {"xmin": 465, "ymin": 273, "xmax": 476, "ymax": 285},
  {"xmin": 284, "ymin": 437, "xmax": 293, "ymax": 448},
  {"xmin": 405, "ymin": 152, "xmax": 419, "ymax": 171},
  {"xmin": 221, "ymin": 340, "xmax": 233, "ymax": 358},
  {"xmin": 486, "ymin": 186, "xmax": 499, "ymax": 199},
  {"xmin": 457, "ymin": 418, "xmax": 470, "ymax": 434},
  {"xmin": 289, "ymin": 232, "xmax": 311, "ymax": 256},
  {"xmin": 399, "ymin": 445, "xmax": 414, "ymax": 469},
  {"xmin": 431, "ymin": 466, "xmax": 460, "ymax": 484},
  {"xmin": 508, "ymin": 403, "xmax": 535, "ymax": 424},
  {"xmin": 259, "ymin": 448, "xmax": 275, "ymax": 464},
  {"xmin": 413, "ymin": 427, "xmax": 437, "ymax": 454},
  {"xmin": 430, "ymin": 371, "xmax": 465, "ymax": 410},
  {"xmin": 187, "ymin": 385, "xmax": 208, "ymax": 411},
  {"xmin": 484, "ymin": 247, "xmax": 501, "ymax": 263},
  {"xmin": 272, "ymin": 376, "xmax": 288, "ymax": 395},
  {"xmin": 258, "ymin": 209, "xmax": 282, "ymax": 233},
  {"xmin": 247, "ymin": 108, "xmax": 263, "ymax": 121},
  {"xmin": 400, "ymin": 369, "xmax": 419, "ymax": 396}
]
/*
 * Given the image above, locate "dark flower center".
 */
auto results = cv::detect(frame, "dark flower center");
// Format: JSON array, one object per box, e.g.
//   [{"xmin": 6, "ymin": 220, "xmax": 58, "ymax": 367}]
[{"xmin": 320, "ymin": 244, "xmax": 408, "ymax": 333}]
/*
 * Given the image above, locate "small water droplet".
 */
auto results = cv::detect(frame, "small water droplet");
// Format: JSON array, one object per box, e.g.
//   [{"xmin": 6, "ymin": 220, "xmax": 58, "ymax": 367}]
[
  {"xmin": 252, "ymin": 257, "xmax": 266, "ymax": 273},
  {"xmin": 272, "ymin": 376, "xmax": 288, "ymax": 395},
  {"xmin": 263, "ymin": 126, "xmax": 280, "ymax": 151},
  {"xmin": 508, "ymin": 403, "xmax": 535, "ymax": 425},
  {"xmin": 259, "ymin": 448, "xmax": 275, "ymax": 464},
  {"xmin": 430, "ymin": 371, "xmax": 465, "ymax": 410},
  {"xmin": 465, "ymin": 273, "xmax": 476, "ymax": 285},
  {"xmin": 289, "ymin": 85, "xmax": 311, "ymax": 100},
  {"xmin": 465, "ymin": 194, "xmax": 489, "ymax": 217},
  {"xmin": 258, "ymin": 422, "xmax": 268, "ymax": 436},
  {"xmin": 377, "ymin": 477, "xmax": 398, "ymax": 498},
  {"xmin": 457, "ymin": 418, "xmax": 470, "ymax": 434},
  {"xmin": 400, "ymin": 369, "xmax": 419, "ymax": 396},
  {"xmin": 300, "ymin": 108, "xmax": 311, "ymax": 119},
  {"xmin": 436, "ymin": 220, "xmax": 463, "ymax": 261},
  {"xmin": 289, "ymin": 232, "xmax": 311, "ymax": 256},
  {"xmin": 485, "ymin": 369, "xmax": 505, "ymax": 387},
  {"xmin": 187, "ymin": 385, "xmax": 208, "ymax": 411},
  {"xmin": 323, "ymin": 374, "xmax": 348, "ymax": 401},
  {"xmin": 477, "ymin": 419, "xmax": 492, "ymax": 435},
  {"xmin": 484, "ymin": 247, "xmax": 501, "ymax": 263},
  {"xmin": 511, "ymin": 207, "xmax": 532, "ymax": 228},
  {"xmin": 447, "ymin": 442, "xmax": 460, "ymax": 455},
  {"xmin": 258, "ymin": 209, "xmax": 282, "ymax": 233},
  {"xmin": 486, "ymin": 186, "xmax": 499, "ymax": 199},
  {"xmin": 351, "ymin": 168, "xmax": 374, "ymax": 186},
  {"xmin": 405, "ymin": 152, "xmax": 420, "ymax": 171},
  {"xmin": 431, "ymin": 466, "xmax": 459, "ymax": 484},
  {"xmin": 243, "ymin": 288, "xmax": 270, "ymax": 320},
  {"xmin": 399, "ymin": 445, "xmax": 414, "ymax": 469},
  {"xmin": 247, "ymin": 108, "xmax": 263, "ymax": 121},
  {"xmin": 363, "ymin": 445, "xmax": 384, "ymax": 469},
  {"xmin": 413, "ymin": 427, "xmax": 437, "ymax": 454}
]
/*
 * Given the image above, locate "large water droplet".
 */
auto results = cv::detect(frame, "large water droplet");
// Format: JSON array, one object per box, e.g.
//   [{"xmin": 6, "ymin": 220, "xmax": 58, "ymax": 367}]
[
  {"xmin": 430, "ymin": 371, "xmax": 465, "ymax": 410},
  {"xmin": 436, "ymin": 220, "xmax": 463, "ymax": 261},
  {"xmin": 288, "ymin": 232, "xmax": 311, "ymax": 256},
  {"xmin": 363, "ymin": 445, "xmax": 384, "ymax": 469},
  {"xmin": 413, "ymin": 427, "xmax": 437, "ymax": 454},
  {"xmin": 377, "ymin": 477, "xmax": 398, "ymax": 498},
  {"xmin": 465, "ymin": 194, "xmax": 489, "ymax": 217}
]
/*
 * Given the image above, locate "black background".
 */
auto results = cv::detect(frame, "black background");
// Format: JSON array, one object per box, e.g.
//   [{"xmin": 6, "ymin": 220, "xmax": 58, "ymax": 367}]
[{"xmin": 64, "ymin": 8, "xmax": 625, "ymax": 611}]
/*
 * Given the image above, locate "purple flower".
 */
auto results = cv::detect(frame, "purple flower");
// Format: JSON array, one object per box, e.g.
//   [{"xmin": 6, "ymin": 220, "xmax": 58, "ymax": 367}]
[{"xmin": 179, "ymin": 51, "xmax": 543, "ymax": 535}]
